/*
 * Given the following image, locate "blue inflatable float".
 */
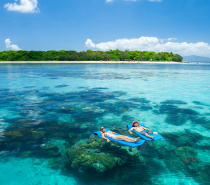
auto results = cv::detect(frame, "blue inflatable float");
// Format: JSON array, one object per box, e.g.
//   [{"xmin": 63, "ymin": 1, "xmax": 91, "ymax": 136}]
[
  {"xmin": 127, "ymin": 123, "xmax": 164, "ymax": 141},
  {"xmin": 94, "ymin": 128, "xmax": 145, "ymax": 147}
]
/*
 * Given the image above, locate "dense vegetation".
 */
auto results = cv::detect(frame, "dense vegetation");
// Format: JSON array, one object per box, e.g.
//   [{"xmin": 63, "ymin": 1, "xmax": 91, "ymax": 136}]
[{"xmin": 0, "ymin": 50, "xmax": 183, "ymax": 62}]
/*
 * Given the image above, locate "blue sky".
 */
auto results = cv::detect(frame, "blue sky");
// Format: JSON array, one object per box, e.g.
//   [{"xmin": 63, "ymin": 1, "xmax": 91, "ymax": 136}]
[{"xmin": 0, "ymin": 0, "xmax": 210, "ymax": 57}]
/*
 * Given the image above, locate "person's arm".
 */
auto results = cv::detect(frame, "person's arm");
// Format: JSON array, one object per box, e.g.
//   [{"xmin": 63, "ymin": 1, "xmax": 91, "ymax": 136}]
[
  {"xmin": 102, "ymin": 133, "xmax": 110, "ymax": 142},
  {"xmin": 129, "ymin": 127, "xmax": 134, "ymax": 134},
  {"xmin": 143, "ymin": 127, "xmax": 151, "ymax": 131},
  {"xmin": 110, "ymin": 131, "xmax": 116, "ymax": 134},
  {"xmin": 107, "ymin": 131, "xmax": 116, "ymax": 134}
]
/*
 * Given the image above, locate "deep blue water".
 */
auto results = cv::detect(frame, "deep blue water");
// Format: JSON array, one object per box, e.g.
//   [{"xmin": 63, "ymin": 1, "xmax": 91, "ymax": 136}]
[{"xmin": 0, "ymin": 64, "xmax": 210, "ymax": 185}]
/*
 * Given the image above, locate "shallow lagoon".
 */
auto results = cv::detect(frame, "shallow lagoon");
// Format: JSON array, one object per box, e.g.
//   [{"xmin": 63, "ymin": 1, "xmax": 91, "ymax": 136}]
[{"xmin": 0, "ymin": 64, "xmax": 210, "ymax": 185}]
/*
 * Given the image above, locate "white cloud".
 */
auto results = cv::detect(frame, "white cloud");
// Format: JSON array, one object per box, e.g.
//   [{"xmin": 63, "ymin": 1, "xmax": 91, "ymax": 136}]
[
  {"xmin": 168, "ymin": 38, "xmax": 177, "ymax": 41},
  {"xmin": 85, "ymin": 37, "xmax": 210, "ymax": 57},
  {"xmin": 106, "ymin": 0, "xmax": 162, "ymax": 3},
  {"xmin": 4, "ymin": 0, "xmax": 39, "ymax": 13},
  {"xmin": 85, "ymin": 39, "xmax": 96, "ymax": 48},
  {"xmin": 5, "ymin": 39, "xmax": 21, "ymax": 50}
]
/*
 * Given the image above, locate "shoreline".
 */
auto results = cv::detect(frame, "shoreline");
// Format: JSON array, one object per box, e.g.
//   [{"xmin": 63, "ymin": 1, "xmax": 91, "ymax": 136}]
[{"xmin": 0, "ymin": 61, "xmax": 183, "ymax": 64}]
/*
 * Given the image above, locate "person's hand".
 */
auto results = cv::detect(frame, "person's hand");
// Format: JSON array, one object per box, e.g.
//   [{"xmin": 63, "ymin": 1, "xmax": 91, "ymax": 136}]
[
  {"xmin": 107, "ymin": 139, "xmax": 110, "ymax": 142},
  {"xmin": 129, "ymin": 132, "xmax": 133, "ymax": 135}
]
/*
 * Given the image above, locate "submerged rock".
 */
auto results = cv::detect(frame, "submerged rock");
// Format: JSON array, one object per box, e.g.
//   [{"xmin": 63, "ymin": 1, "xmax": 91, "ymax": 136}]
[
  {"xmin": 21, "ymin": 151, "xmax": 31, "ymax": 158},
  {"xmin": 192, "ymin": 101, "xmax": 207, "ymax": 106},
  {"xmin": 165, "ymin": 113, "xmax": 188, "ymax": 125},
  {"xmin": 139, "ymin": 104, "xmax": 153, "ymax": 111},
  {"xmin": 66, "ymin": 136, "xmax": 140, "ymax": 173},
  {"xmin": 41, "ymin": 139, "xmax": 67, "ymax": 156},
  {"xmin": 128, "ymin": 97, "xmax": 150, "ymax": 104},
  {"xmin": 161, "ymin": 100, "xmax": 187, "ymax": 105},
  {"xmin": 176, "ymin": 146, "xmax": 198, "ymax": 160},
  {"xmin": 4, "ymin": 131, "xmax": 23, "ymax": 137},
  {"xmin": 184, "ymin": 157, "xmax": 199, "ymax": 164},
  {"xmin": 67, "ymin": 142, "xmax": 117, "ymax": 172},
  {"xmin": 92, "ymin": 163, "xmax": 106, "ymax": 172},
  {"xmin": 162, "ymin": 130, "xmax": 204, "ymax": 147},
  {"xmin": 159, "ymin": 104, "xmax": 198, "ymax": 115},
  {"xmin": 31, "ymin": 131, "xmax": 45, "ymax": 139}
]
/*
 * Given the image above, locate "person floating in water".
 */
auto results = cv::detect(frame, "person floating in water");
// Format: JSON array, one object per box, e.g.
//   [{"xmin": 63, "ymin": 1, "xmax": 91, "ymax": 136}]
[
  {"xmin": 129, "ymin": 121, "xmax": 158, "ymax": 140},
  {"xmin": 99, "ymin": 127, "xmax": 141, "ymax": 143}
]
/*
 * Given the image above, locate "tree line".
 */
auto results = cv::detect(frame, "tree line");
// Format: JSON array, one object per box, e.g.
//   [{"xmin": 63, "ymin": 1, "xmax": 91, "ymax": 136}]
[{"xmin": 0, "ymin": 50, "xmax": 183, "ymax": 62}]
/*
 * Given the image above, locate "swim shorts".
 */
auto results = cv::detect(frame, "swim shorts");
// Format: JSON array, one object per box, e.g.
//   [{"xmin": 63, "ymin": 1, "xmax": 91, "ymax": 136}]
[{"xmin": 139, "ymin": 130, "xmax": 153, "ymax": 135}]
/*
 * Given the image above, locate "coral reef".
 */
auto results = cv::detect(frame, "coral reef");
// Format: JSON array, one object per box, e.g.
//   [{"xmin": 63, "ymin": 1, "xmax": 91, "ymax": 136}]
[
  {"xmin": 66, "ymin": 136, "xmax": 139, "ymax": 173},
  {"xmin": 41, "ymin": 139, "xmax": 67, "ymax": 156},
  {"xmin": 1, "ymin": 84, "xmax": 210, "ymax": 185}
]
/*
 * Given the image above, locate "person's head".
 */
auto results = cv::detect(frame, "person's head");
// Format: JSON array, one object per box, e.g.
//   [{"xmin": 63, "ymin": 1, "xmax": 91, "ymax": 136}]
[
  {"xmin": 99, "ymin": 126, "xmax": 106, "ymax": 133},
  {"xmin": 132, "ymin": 120, "xmax": 139, "ymax": 127}
]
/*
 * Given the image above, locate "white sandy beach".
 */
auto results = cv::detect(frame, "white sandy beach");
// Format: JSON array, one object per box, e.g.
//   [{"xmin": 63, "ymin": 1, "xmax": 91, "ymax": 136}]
[{"xmin": 0, "ymin": 61, "xmax": 183, "ymax": 64}]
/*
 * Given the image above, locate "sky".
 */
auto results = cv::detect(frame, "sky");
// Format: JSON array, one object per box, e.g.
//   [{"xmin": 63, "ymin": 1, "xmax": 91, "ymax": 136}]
[{"xmin": 0, "ymin": 0, "xmax": 210, "ymax": 57}]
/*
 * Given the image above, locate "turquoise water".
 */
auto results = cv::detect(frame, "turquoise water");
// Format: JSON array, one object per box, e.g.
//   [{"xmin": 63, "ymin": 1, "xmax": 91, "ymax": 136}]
[{"xmin": 0, "ymin": 64, "xmax": 209, "ymax": 185}]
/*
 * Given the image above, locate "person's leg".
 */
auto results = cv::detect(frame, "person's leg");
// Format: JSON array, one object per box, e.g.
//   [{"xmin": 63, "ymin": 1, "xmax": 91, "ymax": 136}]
[
  {"xmin": 153, "ymin": 131, "xmax": 158, "ymax": 135},
  {"xmin": 144, "ymin": 133, "xmax": 154, "ymax": 139},
  {"xmin": 123, "ymin": 136, "xmax": 141, "ymax": 142},
  {"xmin": 124, "ymin": 136, "xmax": 136, "ymax": 142},
  {"xmin": 114, "ymin": 136, "xmax": 123, "ymax": 141},
  {"xmin": 116, "ymin": 135, "xmax": 137, "ymax": 142}
]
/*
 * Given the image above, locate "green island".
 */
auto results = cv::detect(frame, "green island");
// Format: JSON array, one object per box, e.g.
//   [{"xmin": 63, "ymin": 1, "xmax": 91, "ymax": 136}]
[{"xmin": 0, "ymin": 50, "xmax": 183, "ymax": 62}]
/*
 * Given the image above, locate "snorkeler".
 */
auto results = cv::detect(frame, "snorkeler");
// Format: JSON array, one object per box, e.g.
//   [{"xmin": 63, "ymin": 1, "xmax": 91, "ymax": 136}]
[
  {"xmin": 129, "ymin": 121, "xmax": 158, "ymax": 140},
  {"xmin": 99, "ymin": 127, "xmax": 141, "ymax": 143}
]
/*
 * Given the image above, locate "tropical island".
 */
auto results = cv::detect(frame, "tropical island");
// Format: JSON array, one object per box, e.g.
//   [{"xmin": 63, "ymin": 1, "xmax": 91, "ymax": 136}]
[{"xmin": 0, "ymin": 50, "xmax": 183, "ymax": 62}]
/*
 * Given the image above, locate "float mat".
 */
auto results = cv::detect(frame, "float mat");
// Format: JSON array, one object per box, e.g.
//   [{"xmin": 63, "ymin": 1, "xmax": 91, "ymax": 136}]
[
  {"xmin": 127, "ymin": 123, "xmax": 164, "ymax": 141},
  {"xmin": 94, "ymin": 128, "xmax": 145, "ymax": 147}
]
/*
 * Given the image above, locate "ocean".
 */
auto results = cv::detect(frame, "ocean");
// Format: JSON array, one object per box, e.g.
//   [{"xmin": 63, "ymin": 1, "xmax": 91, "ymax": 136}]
[{"xmin": 0, "ymin": 63, "xmax": 209, "ymax": 185}]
